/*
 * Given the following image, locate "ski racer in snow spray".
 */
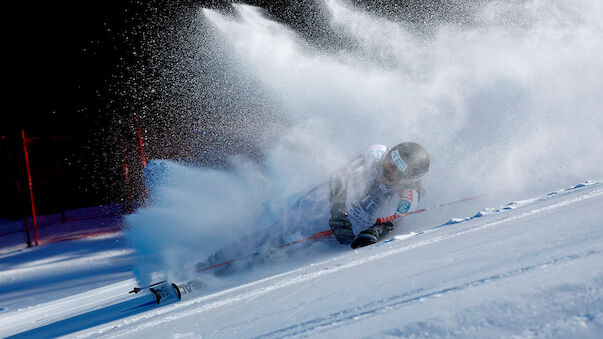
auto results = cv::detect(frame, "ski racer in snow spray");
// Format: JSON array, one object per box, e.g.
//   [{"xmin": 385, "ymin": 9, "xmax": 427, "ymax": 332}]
[
  {"xmin": 205, "ymin": 142, "xmax": 430, "ymax": 269},
  {"xmin": 330, "ymin": 142, "xmax": 429, "ymax": 248}
]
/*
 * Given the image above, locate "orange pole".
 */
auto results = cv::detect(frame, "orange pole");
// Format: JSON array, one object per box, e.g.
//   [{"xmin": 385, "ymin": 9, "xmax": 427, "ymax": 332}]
[
  {"xmin": 375, "ymin": 194, "xmax": 485, "ymax": 224},
  {"xmin": 136, "ymin": 115, "xmax": 147, "ymax": 168},
  {"xmin": 2, "ymin": 135, "xmax": 32, "ymax": 247},
  {"xmin": 21, "ymin": 130, "xmax": 38, "ymax": 246}
]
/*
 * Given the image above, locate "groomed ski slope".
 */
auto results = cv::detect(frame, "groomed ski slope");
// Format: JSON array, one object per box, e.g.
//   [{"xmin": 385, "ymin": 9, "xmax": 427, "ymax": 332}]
[{"xmin": 2, "ymin": 181, "xmax": 602, "ymax": 338}]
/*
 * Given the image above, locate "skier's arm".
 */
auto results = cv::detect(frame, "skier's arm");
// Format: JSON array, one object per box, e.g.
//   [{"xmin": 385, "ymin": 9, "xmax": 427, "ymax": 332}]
[
  {"xmin": 328, "ymin": 151, "xmax": 372, "ymax": 244},
  {"xmin": 351, "ymin": 189, "xmax": 419, "ymax": 248},
  {"xmin": 328, "ymin": 168, "xmax": 355, "ymax": 244},
  {"xmin": 391, "ymin": 188, "xmax": 420, "ymax": 224},
  {"xmin": 329, "ymin": 168, "xmax": 348, "ymax": 213}
]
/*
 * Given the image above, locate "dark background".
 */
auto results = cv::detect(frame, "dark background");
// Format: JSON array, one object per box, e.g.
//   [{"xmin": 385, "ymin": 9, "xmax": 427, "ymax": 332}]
[{"xmin": 2, "ymin": 0, "xmax": 468, "ymax": 219}]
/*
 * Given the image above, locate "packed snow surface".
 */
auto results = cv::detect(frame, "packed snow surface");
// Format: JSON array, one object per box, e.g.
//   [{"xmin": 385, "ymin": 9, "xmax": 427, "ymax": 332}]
[{"xmin": 1, "ymin": 180, "xmax": 602, "ymax": 338}]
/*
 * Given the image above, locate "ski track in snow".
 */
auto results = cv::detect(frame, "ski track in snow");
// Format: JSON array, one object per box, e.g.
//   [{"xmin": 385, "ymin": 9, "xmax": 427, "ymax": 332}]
[
  {"xmin": 64, "ymin": 180, "xmax": 603, "ymax": 338},
  {"xmin": 255, "ymin": 250, "xmax": 602, "ymax": 338}
]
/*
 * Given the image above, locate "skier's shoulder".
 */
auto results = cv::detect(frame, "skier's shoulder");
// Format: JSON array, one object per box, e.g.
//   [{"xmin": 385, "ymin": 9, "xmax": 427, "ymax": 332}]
[
  {"xmin": 358, "ymin": 144, "xmax": 388, "ymax": 162},
  {"xmin": 344, "ymin": 144, "xmax": 387, "ymax": 171}
]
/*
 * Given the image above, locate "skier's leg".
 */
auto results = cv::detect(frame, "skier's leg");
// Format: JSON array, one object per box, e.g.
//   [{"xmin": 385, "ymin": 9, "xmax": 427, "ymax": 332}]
[
  {"xmin": 266, "ymin": 182, "xmax": 331, "ymax": 241},
  {"xmin": 199, "ymin": 183, "xmax": 330, "ymax": 270}
]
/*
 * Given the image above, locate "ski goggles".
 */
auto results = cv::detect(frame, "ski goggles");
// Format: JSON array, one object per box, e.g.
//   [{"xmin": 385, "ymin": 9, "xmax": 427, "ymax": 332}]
[{"xmin": 377, "ymin": 151, "xmax": 426, "ymax": 185}]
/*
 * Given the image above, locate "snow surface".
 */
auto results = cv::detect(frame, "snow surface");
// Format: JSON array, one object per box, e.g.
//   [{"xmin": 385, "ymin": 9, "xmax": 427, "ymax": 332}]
[{"xmin": 1, "ymin": 180, "xmax": 602, "ymax": 338}]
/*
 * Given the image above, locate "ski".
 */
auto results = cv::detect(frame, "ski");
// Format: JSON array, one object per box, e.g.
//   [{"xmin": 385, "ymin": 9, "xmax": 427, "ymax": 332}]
[
  {"xmin": 149, "ymin": 282, "xmax": 179, "ymax": 304},
  {"xmin": 148, "ymin": 279, "xmax": 204, "ymax": 304}
]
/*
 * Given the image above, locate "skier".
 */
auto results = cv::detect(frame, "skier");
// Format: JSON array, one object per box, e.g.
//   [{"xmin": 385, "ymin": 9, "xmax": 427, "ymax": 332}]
[
  {"xmin": 203, "ymin": 142, "xmax": 430, "ymax": 270},
  {"xmin": 327, "ymin": 142, "xmax": 429, "ymax": 248},
  {"xmin": 329, "ymin": 142, "xmax": 429, "ymax": 248}
]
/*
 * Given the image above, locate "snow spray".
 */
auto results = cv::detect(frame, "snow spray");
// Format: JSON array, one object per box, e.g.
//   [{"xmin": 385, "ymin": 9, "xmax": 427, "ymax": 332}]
[
  {"xmin": 201, "ymin": 0, "xmax": 603, "ymax": 196},
  {"xmin": 126, "ymin": 0, "xmax": 603, "ymax": 284}
]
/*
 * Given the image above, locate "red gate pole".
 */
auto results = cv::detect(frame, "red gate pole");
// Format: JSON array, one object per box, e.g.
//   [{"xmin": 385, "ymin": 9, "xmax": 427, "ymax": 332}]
[
  {"xmin": 136, "ymin": 114, "xmax": 147, "ymax": 168},
  {"xmin": 2, "ymin": 135, "xmax": 32, "ymax": 247},
  {"xmin": 21, "ymin": 130, "xmax": 38, "ymax": 246}
]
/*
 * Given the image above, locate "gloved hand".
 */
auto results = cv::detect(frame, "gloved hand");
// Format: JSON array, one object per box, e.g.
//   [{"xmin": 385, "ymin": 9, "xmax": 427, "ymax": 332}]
[
  {"xmin": 351, "ymin": 222, "xmax": 394, "ymax": 249},
  {"xmin": 329, "ymin": 212, "xmax": 356, "ymax": 244}
]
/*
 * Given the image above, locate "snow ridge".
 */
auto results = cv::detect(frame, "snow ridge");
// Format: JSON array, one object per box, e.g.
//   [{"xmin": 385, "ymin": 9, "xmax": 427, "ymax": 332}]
[{"xmin": 440, "ymin": 180, "xmax": 601, "ymax": 227}]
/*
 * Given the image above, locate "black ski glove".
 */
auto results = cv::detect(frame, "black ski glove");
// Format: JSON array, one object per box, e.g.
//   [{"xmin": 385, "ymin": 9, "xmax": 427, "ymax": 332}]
[
  {"xmin": 351, "ymin": 221, "xmax": 394, "ymax": 249},
  {"xmin": 329, "ymin": 212, "xmax": 356, "ymax": 244}
]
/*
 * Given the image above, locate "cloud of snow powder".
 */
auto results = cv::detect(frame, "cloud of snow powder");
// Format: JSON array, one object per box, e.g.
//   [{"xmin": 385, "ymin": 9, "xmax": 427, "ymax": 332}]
[
  {"xmin": 127, "ymin": 0, "xmax": 603, "ymax": 282},
  {"xmin": 202, "ymin": 0, "xmax": 603, "ymax": 196}
]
